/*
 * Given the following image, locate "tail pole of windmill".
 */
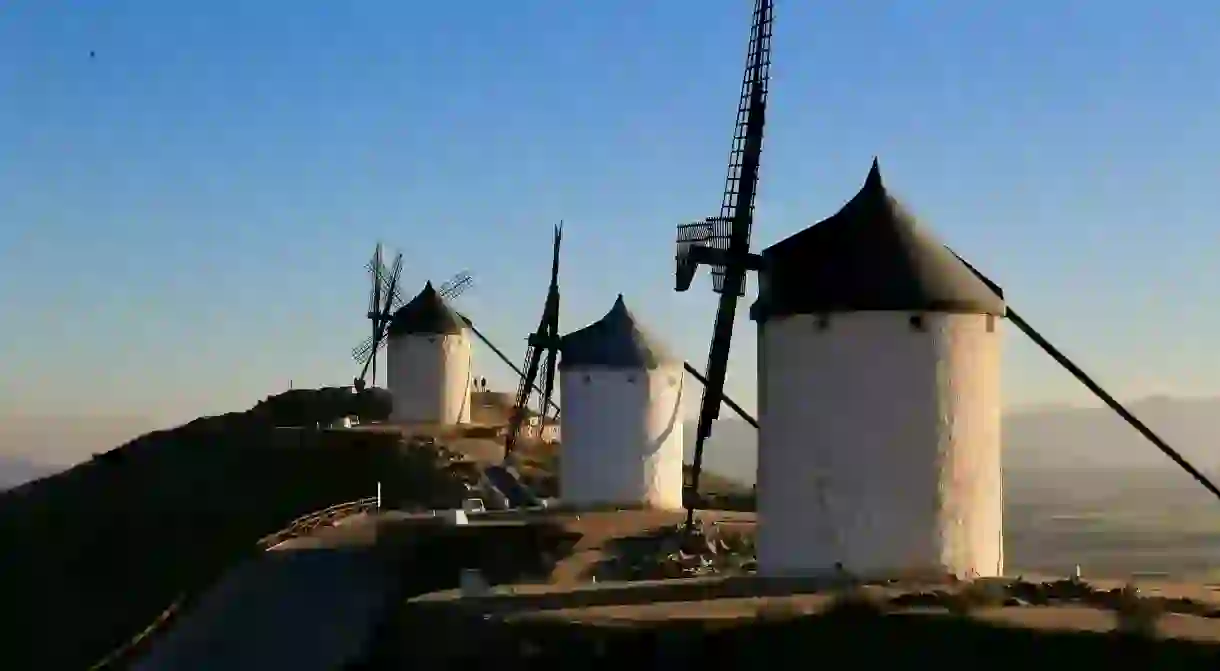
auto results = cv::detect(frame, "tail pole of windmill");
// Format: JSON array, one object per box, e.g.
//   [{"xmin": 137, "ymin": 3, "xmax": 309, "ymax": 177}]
[{"xmin": 948, "ymin": 251, "xmax": 1220, "ymax": 503}]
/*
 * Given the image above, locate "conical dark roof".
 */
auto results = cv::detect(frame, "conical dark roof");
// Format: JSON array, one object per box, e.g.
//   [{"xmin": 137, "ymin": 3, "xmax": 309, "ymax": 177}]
[
  {"xmin": 387, "ymin": 282, "xmax": 468, "ymax": 336},
  {"xmin": 559, "ymin": 295, "xmax": 675, "ymax": 370},
  {"xmin": 750, "ymin": 159, "xmax": 1004, "ymax": 322}
]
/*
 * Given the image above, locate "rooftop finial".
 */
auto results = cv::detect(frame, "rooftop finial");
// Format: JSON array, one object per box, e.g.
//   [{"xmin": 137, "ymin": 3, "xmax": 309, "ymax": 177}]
[{"xmin": 864, "ymin": 157, "xmax": 884, "ymax": 190}]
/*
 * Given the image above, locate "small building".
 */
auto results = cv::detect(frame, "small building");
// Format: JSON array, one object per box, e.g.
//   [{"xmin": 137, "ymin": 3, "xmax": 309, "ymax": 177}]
[
  {"xmin": 558, "ymin": 295, "xmax": 685, "ymax": 510},
  {"xmin": 750, "ymin": 159, "xmax": 1006, "ymax": 579},
  {"xmin": 385, "ymin": 282, "xmax": 473, "ymax": 426},
  {"xmin": 518, "ymin": 415, "xmax": 561, "ymax": 443},
  {"xmin": 469, "ymin": 390, "xmax": 514, "ymax": 426}
]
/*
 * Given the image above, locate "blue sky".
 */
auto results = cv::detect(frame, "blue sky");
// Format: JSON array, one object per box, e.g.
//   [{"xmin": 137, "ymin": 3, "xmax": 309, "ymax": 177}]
[{"xmin": 3, "ymin": 0, "xmax": 1220, "ymax": 428}]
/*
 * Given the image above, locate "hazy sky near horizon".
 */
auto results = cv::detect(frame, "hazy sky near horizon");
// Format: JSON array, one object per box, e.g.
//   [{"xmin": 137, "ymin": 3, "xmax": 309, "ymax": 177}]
[{"xmin": 3, "ymin": 1, "xmax": 1220, "ymax": 428}]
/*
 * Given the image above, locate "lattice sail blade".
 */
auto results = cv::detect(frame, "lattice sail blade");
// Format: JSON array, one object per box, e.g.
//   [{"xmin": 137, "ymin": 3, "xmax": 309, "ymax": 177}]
[
  {"xmin": 352, "ymin": 335, "xmax": 376, "ymax": 363},
  {"xmin": 439, "ymin": 271, "xmax": 473, "ymax": 301},
  {"xmin": 380, "ymin": 253, "xmax": 404, "ymax": 317},
  {"xmin": 539, "ymin": 346, "xmax": 558, "ymax": 422},
  {"xmin": 367, "ymin": 243, "xmax": 385, "ymax": 315},
  {"xmin": 675, "ymin": 219, "xmax": 713, "ymax": 292}
]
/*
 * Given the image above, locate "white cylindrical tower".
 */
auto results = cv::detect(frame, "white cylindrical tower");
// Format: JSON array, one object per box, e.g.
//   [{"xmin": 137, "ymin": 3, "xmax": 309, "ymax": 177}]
[
  {"xmin": 386, "ymin": 282, "xmax": 473, "ymax": 425},
  {"xmin": 558, "ymin": 295, "xmax": 685, "ymax": 510},
  {"xmin": 749, "ymin": 159, "xmax": 1007, "ymax": 579}
]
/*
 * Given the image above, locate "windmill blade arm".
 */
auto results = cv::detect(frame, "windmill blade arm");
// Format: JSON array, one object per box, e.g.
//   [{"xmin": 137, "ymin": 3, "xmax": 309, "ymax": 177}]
[
  {"xmin": 367, "ymin": 243, "xmax": 385, "ymax": 314},
  {"xmin": 685, "ymin": 283, "xmax": 744, "ymax": 524},
  {"xmin": 358, "ymin": 346, "xmax": 375, "ymax": 382},
  {"xmin": 380, "ymin": 253, "xmax": 405, "ymax": 313},
  {"xmin": 948, "ymin": 247, "xmax": 1220, "ymax": 503},
  {"xmin": 540, "ymin": 347, "xmax": 559, "ymax": 423},
  {"xmin": 506, "ymin": 345, "xmax": 543, "ymax": 455},
  {"xmin": 466, "ymin": 322, "xmax": 560, "ymax": 413},
  {"xmin": 682, "ymin": 361, "xmax": 756, "ymax": 428},
  {"xmin": 352, "ymin": 336, "xmax": 376, "ymax": 362}
]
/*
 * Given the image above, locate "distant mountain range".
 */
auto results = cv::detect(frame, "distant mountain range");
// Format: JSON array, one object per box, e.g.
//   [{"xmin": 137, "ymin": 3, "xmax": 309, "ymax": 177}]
[
  {"xmin": 686, "ymin": 395, "xmax": 1220, "ymax": 484},
  {"xmin": 0, "ymin": 415, "xmax": 153, "ymax": 488}
]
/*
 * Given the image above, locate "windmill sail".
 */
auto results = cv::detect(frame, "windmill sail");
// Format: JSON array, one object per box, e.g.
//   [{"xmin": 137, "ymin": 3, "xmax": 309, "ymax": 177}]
[
  {"xmin": 353, "ymin": 244, "xmax": 403, "ymax": 387},
  {"xmin": 505, "ymin": 223, "xmax": 563, "ymax": 458},
  {"xmin": 678, "ymin": 0, "xmax": 773, "ymax": 527}
]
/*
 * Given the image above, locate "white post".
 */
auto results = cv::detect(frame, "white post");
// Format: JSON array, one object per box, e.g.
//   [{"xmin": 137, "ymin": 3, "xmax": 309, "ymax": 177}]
[{"xmin": 376, "ymin": 481, "xmax": 382, "ymax": 510}]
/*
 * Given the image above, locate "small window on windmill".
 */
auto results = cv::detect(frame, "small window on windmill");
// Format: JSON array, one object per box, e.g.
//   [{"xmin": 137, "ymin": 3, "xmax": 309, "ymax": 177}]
[
  {"xmin": 986, "ymin": 314, "xmax": 996, "ymax": 333},
  {"xmin": 814, "ymin": 314, "xmax": 831, "ymax": 331},
  {"xmin": 583, "ymin": 374, "xmax": 591, "ymax": 384},
  {"xmin": 908, "ymin": 314, "xmax": 926, "ymax": 332}
]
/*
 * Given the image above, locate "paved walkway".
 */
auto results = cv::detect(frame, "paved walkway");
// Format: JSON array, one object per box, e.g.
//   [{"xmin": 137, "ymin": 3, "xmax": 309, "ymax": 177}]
[{"xmin": 133, "ymin": 517, "xmax": 398, "ymax": 671}]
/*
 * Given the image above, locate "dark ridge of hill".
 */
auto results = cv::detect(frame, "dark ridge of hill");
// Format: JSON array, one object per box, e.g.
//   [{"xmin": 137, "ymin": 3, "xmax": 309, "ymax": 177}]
[
  {"xmin": 0, "ymin": 387, "xmax": 456, "ymax": 671},
  {"xmin": 246, "ymin": 385, "xmax": 393, "ymax": 426},
  {"xmin": 0, "ymin": 388, "xmax": 748, "ymax": 671}
]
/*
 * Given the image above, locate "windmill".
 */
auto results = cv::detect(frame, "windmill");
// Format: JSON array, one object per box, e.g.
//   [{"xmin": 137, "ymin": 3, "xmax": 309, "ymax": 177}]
[
  {"xmin": 374, "ymin": 264, "xmax": 562, "ymax": 419},
  {"xmin": 674, "ymin": 0, "xmax": 772, "ymax": 528},
  {"xmin": 352, "ymin": 243, "xmax": 404, "ymax": 390},
  {"xmin": 350, "ymin": 247, "xmax": 472, "ymax": 390},
  {"xmin": 502, "ymin": 223, "xmax": 563, "ymax": 459}
]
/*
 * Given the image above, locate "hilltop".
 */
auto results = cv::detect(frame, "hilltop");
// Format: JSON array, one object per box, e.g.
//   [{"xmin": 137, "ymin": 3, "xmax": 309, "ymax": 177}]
[
  {"xmin": 0, "ymin": 388, "xmax": 749, "ymax": 671},
  {"xmin": 0, "ymin": 388, "xmax": 455, "ymax": 671},
  {"xmin": 12, "ymin": 391, "xmax": 1220, "ymax": 668}
]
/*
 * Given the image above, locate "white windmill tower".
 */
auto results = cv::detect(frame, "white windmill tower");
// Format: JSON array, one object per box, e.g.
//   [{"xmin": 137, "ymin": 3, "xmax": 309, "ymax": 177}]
[
  {"xmin": 557, "ymin": 295, "xmax": 686, "ymax": 510},
  {"xmin": 385, "ymin": 281, "xmax": 474, "ymax": 426},
  {"xmin": 749, "ymin": 160, "xmax": 1006, "ymax": 579}
]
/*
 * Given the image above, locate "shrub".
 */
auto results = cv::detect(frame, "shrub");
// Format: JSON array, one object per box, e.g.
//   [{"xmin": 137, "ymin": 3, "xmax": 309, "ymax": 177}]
[{"xmin": 1113, "ymin": 583, "xmax": 1163, "ymax": 637}]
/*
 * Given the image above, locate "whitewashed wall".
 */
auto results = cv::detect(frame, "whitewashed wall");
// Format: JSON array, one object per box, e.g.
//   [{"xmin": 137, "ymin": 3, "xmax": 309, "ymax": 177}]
[
  {"xmin": 756, "ymin": 311, "xmax": 1002, "ymax": 579},
  {"xmin": 387, "ymin": 332, "xmax": 473, "ymax": 425},
  {"xmin": 559, "ymin": 363, "xmax": 685, "ymax": 509}
]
